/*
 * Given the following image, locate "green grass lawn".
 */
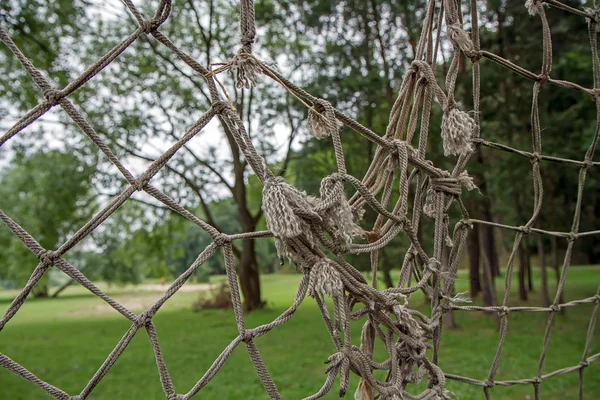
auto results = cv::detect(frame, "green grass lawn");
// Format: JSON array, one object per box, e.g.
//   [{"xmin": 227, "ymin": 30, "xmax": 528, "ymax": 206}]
[{"xmin": 0, "ymin": 267, "xmax": 599, "ymax": 400}]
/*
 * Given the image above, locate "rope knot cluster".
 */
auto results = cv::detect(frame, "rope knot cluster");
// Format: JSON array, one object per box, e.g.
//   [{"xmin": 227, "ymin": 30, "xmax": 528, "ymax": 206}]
[
  {"xmin": 525, "ymin": 0, "xmax": 544, "ymax": 16},
  {"xmin": 448, "ymin": 24, "xmax": 475, "ymax": 57},
  {"xmin": 585, "ymin": 7, "xmax": 600, "ymax": 32},
  {"xmin": 441, "ymin": 106, "xmax": 475, "ymax": 156},
  {"xmin": 308, "ymin": 260, "xmax": 343, "ymax": 298},
  {"xmin": 231, "ymin": 52, "xmax": 262, "ymax": 89}
]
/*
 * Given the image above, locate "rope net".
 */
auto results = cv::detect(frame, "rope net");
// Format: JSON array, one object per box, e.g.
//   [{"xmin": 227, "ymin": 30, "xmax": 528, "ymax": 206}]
[{"xmin": 1, "ymin": 0, "xmax": 599, "ymax": 399}]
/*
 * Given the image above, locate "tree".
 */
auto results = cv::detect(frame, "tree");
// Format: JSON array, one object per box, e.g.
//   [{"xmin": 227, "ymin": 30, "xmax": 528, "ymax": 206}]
[
  {"xmin": 1, "ymin": 0, "xmax": 301, "ymax": 310},
  {"xmin": 0, "ymin": 149, "xmax": 95, "ymax": 297}
]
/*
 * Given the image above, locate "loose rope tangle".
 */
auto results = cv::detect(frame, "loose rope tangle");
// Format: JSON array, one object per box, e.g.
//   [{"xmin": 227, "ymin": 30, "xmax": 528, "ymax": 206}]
[{"xmin": 0, "ymin": 0, "xmax": 599, "ymax": 399}]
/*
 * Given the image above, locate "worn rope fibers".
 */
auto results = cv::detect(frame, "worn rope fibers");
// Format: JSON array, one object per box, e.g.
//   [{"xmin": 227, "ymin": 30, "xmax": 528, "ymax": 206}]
[{"xmin": 1, "ymin": 0, "xmax": 600, "ymax": 399}]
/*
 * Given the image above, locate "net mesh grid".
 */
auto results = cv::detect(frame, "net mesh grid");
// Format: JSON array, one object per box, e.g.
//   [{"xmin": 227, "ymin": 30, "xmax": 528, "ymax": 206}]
[{"xmin": 0, "ymin": 0, "xmax": 599, "ymax": 399}]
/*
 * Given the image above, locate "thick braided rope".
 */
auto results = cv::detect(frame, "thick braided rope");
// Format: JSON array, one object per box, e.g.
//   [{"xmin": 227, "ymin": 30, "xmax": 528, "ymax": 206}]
[{"xmin": 0, "ymin": 0, "xmax": 599, "ymax": 399}]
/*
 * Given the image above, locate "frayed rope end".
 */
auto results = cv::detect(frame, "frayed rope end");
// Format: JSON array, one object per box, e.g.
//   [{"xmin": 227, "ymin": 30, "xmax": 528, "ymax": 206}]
[
  {"xmin": 441, "ymin": 108, "xmax": 474, "ymax": 156},
  {"xmin": 231, "ymin": 52, "xmax": 262, "ymax": 89}
]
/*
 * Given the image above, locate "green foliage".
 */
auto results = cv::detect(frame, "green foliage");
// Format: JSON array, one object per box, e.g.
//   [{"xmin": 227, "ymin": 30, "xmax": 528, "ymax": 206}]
[{"xmin": 0, "ymin": 149, "xmax": 95, "ymax": 295}]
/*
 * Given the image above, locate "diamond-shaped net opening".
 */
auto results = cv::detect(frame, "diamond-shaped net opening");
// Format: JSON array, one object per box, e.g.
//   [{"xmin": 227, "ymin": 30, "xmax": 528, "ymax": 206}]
[{"xmin": 1, "ymin": 0, "xmax": 599, "ymax": 399}]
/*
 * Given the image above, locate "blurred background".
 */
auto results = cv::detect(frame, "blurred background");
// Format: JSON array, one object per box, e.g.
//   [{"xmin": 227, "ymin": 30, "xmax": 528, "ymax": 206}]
[{"xmin": 0, "ymin": 0, "xmax": 599, "ymax": 399}]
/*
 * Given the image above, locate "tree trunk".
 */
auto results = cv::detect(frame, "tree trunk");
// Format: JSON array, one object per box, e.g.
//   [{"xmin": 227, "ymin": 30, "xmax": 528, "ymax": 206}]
[
  {"xmin": 551, "ymin": 235, "xmax": 565, "ymax": 306},
  {"xmin": 51, "ymin": 279, "xmax": 75, "ymax": 298},
  {"xmin": 381, "ymin": 249, "xmax": 394, "ymax": 289},
  {"xmin": 537, "ymin": 234, "xmax": 550, "ymax": 307},
  {"xmin": 480, "ymin": 228, "xmax": 498, "ymax": 307},
  {"xmin": 468, "ymin": 221, "xmax": 481, "ymax": 297},
  {"xmin": 442, "ymin": 245, "xmax": 457, "ymax": 329},
  {"xmin": 518, "ymin": 241, "xmax": 528, "ymax": 301},
  {"xmin": 481, "ymin": 202, "xmax": 500, "ymax": 278},
  {"xmin": 238, "ymin": 237, "xmax": 263, "ymax": 311},
  {"xmin": 526, "ymin": 239, "xmax": 533, "ymax": 292},
  {"xmin": 33, "ymin": 284, "xmax": 49, "ymax": 298}
]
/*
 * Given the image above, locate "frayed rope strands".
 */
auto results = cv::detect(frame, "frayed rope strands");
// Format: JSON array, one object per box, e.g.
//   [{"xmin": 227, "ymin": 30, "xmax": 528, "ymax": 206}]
[{"xmin": 1, "ymin": 0, "xmax": 599, "ymax": 399}]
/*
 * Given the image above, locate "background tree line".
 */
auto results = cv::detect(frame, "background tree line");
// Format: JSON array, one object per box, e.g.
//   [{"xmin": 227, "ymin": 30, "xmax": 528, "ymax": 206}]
[{"xmin": 1, "ymin": 0, "xmax": 598, "ymax": 311}]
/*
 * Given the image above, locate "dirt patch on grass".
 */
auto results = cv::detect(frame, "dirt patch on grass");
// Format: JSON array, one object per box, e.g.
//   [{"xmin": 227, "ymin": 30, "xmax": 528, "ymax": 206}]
[{"xmin": 69, "ymin": 283, "xmax": 216, "ymax": 317}]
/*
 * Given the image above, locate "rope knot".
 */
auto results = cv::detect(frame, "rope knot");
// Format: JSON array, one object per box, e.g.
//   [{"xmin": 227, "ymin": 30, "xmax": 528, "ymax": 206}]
[
  {"xmin": 533, "ymin": 377, "xmax": 542, "ymax": 385},
  {"xmin": 525, "ymin": 0, "xmax": 543, "ymax": 16},
  {"xmin": 530, "ymin": 152, "xmax": 543, "ymax": 164},
  {"xmin": 580, "ymin": 360, "xmax": 590, "ymax": 368},
  {"xmin": 43, "ymin": 89, "xmax": 64, "ymax": 105},
  {"xmin": 430, "ymin": 171, "xmax": 477, "ymax": 195},
  {"xmin": 241, "ymin": 33, "xmax": 255, "ymax": 47},
  {"xmin": 537, "ymin": 74, "xmax": 550, "ymax": 85},
  {"xmin": 213, "ymin": 234, "xmax": 230, "ymax": 247},
  {"xmin": 441, "ymin": 106, "xmax": 474, "ymax": 156},
  {"xmin": 594, "ymin": 294, "xmax": 600, "ymax": 304},
  {"xmin": 519, "ymin": 225, "xmax": 532, "ymax": 235},
  {"xmin": 308, "ymin": 260, "xmax": 344, "ymax": 298},
  {"xmin": 498, "ymin": 306, "xmax": 510, "ymax": 317},
  {"xmin": 38, "ymin": 250, "xmax": 57, "ymax": 266},
  {"xmin": 484, "ymin": 379, "xmax": 495, "ymax": 388},
  {"xmin": 136, "ymin": 310, "xmax": 153, "ymax": 327},
  {"xmin": 585, "ymin": 7, "xmax": 600, "ymax": 32},
  {"xmin": 549, "ymin": 304, "xmax": 560, "ymax": 313},
  {"xmin": 567, "ymin": 232, "xmax": 578, "ymax": 242},
  {"xmin": 231, "ymin": 52, "xmax": 261, "ymax": 89},
  {"xmin": 212, "ymin": 101, "xmax": 231, "ymax": 115},
  {"xmin": 583, "ymin": 159, "xmax": 594, "ymax": 169},
  {"xmin": 447, "ymin": 24, "xmax": 475, "ymax": 56},
  {"xmin": 262, "ymin": 176, "xmax": 318, "ymax": 242},
  {"xmin": 134, "ymin": 178, "xmax": 149, "ymax": 192},
  {"xmin": 426, "ymin": 259, "xmax": 441, "ymax": 274},
  {"xmin": 308, "ymin": 99, "xmax": 338, "ymax": 139},
  {"xmin": 456, "ymin": 219, "xmax": 473, "ymax": 230},
  {"xmin": 140, "ymin": 19, "xmax": 160, "ymax": 34},
  {"xmin": 241, "ymin": 329, "xmax": 255, "ymax": 343},
  {"xmin": 315, "ymin": 174, "xmax": 363, "ymax": 246}
]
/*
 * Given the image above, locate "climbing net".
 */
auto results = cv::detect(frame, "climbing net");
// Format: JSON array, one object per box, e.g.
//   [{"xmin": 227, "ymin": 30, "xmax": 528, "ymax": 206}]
[{"xmin": 1, "ymin": 0, "xmax": 600, "ymax": 399}]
